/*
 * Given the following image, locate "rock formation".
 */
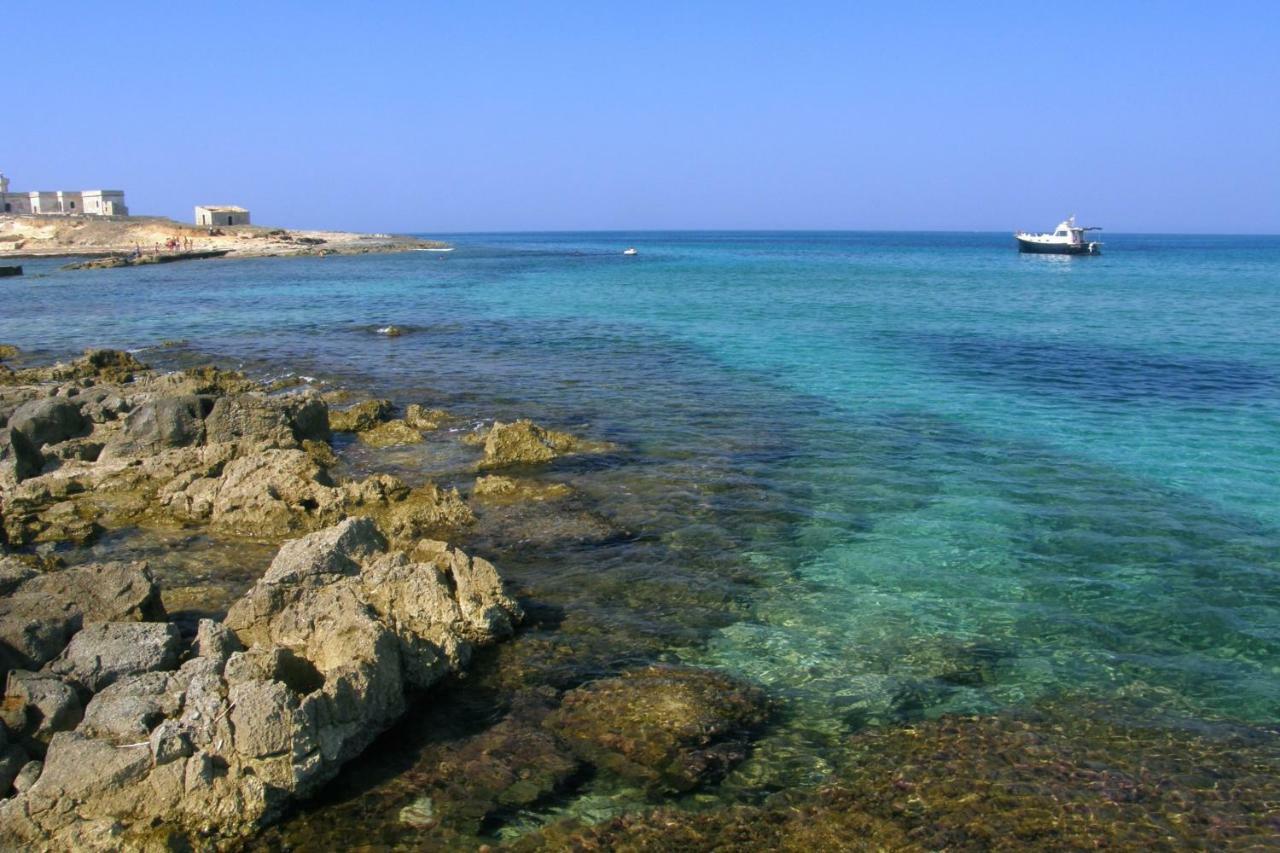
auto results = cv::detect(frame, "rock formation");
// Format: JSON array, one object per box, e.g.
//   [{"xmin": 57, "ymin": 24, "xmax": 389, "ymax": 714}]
[{"xmin": 0, "ymin": 518, "xmax": 522, "ymax": 847}]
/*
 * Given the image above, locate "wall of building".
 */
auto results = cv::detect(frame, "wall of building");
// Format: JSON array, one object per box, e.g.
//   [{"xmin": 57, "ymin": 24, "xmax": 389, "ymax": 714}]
[{"xmin": 196, "ymin": 207, "xmax": 249, "ymax": 226}]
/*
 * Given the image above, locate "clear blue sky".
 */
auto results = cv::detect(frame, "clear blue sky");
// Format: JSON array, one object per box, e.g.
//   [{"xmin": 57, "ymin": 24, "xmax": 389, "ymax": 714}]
[{"xmin": 7, "ymin": 2, "xmax": 1278, "ymax": 233}]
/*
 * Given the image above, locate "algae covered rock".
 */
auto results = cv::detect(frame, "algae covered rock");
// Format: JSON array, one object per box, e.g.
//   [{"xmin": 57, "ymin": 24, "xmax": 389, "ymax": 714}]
[
  {"xmin": 329, "ymin": 398, "xmax": 392, "ymax": 432},
  {"xmin": 358, "ymin": 418, "xmax": 423, "ymax": 447},
  {"xmin": 473, "ymin": 474, "xmax": 573, "ymax": 503},
  {"xmin": 476, "ymin": 419, "xmax": 612, "ymax": 469},
  {"xmin": 0, "ymin": 344, "xmax": 18, "ymax": 361},
  {"xmin": 405, "ymin": 404, "xmax": 449, "ymax": 430},
  {"xmin": 545, "ymin": 665, "xmax": 770, "ymax": 793}
]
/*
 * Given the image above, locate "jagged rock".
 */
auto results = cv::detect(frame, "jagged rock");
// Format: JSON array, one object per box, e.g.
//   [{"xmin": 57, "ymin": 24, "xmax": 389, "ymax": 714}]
[
  {"xmin": 477, "ymin": 419, "xmax": 610, "ymax": 469},
  {"xmin": 204, "ymin": 392, "xmax": 329, "ymax": 448},
  {"xmin": 0, "ymin": 518, "xmax": 522, "ymax": 848},
  {"xmin": 545, "ymin": 666, "xmax": 770, "ymax": 793},
  {"xmin": 328, "ymin": 399, "xmax": 392, "ymax": 432},
  {"xmin": 74, "ymin": 386, "xmax": 130, "ymax": 424},
  {"xmin": 0, "ymin": 561, "xmax": 160, "ymax": 677},
  {"xmin": 1, "ymin": 670, "xmax": 83, "ymax": 747},
  {"xmin": 80, "ymin": 671, "xmax": 184, "ymax": 741},
  {"xmin": 161, "ymin": 447, "xmax": 472, "ymax": 541},
  {"xmin": 0, "ymin": 426, "xmax": 42, "ymax": 483},
  {"xmin": 8, "ymin": 397, "xmax": 88, "ymax": 448},
  {"xmin": 193, "ymin": 618, "xmax": 241, "ymax": 669},
  {"xmin": 44, "ymin": 622, "xmax": 181, "ymax": 694},
  {"xmin": 99, "ymin": 395, "xmax": 209, "ymax": 460},
  {"xmin": 358, "ymin": 419, "xmax": 423, "ymax": 447},
  {"xmin": 0, "ymin": 344, "xmax": 18, "ymax": 361}
]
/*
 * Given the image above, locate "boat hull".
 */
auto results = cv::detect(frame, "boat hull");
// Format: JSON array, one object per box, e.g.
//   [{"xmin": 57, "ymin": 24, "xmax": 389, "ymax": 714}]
[{"xmin": 1015, "ymin": 237, "xmax": 1100, "ymax": 255}]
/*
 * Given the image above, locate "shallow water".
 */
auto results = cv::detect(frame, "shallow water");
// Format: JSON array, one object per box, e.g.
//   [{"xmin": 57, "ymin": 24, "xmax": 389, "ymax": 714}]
[{"xmin": 4, "ymin": 232, "xmax": 1279, "ymax": 843}]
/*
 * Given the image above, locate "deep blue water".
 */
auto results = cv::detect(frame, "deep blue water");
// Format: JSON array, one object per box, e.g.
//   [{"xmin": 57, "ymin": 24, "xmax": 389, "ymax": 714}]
[{"xmin": 4, "ymin": 231, "xmax": 1279, "ymax": 730}]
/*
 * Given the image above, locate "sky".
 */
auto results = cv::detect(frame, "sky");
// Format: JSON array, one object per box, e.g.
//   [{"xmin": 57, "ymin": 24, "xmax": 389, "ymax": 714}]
[{"xmin": 5, "ymin": 2, "xmax": 1279, "ymax": 233}]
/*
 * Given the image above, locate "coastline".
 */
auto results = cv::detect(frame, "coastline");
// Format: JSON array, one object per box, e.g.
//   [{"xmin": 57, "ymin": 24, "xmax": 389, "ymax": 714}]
[{"xmin": 0, "ymin": 213, "xmax": 446, "ymax": 264}]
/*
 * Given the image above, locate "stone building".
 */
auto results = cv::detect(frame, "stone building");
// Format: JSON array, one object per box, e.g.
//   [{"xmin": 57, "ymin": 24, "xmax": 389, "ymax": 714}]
[
  {"xmin": 0, "ymin": 172, "xmax": 128, "ymax": 216},
  {"xmin": 195, "ymin": 205, "xmax": 251, "ymax": 227}
]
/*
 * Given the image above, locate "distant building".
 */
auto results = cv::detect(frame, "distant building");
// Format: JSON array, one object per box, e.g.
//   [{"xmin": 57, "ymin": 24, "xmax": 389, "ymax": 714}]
[
  {"xmin": 0, "ymin": 172, "xmax": 128, "ymax": 216},
  {"xmin": 195, "ymin": 205, "xmax": 250, "ymax": 227}
]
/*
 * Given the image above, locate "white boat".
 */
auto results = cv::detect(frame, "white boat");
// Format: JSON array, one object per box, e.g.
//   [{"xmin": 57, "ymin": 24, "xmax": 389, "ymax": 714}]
[
  {"xmin": 622, "ymin": 247, "xmax": 638, "ymax": 256},
  {"xmin": 1014, "ymin": 216, "xmax": 1102, "ymax": 255}
]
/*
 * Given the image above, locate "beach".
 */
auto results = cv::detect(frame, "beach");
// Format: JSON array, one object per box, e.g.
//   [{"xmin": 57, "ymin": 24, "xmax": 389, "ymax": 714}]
[{"xmin": 2, "ymin": 232, "xmax": 1279, "ymax": 849}]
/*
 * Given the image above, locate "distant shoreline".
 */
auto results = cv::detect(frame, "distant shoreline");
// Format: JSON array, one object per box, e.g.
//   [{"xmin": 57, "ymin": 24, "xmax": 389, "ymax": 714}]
[{"xmin": 0, "ymin": 213, "xmax": 447, "ymax": 265}]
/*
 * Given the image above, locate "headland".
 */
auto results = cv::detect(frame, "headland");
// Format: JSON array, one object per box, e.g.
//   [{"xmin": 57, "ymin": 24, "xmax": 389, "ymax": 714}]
[{"xmin": 0, "ymin": 214, "xmax": 446, "ymax": 266}]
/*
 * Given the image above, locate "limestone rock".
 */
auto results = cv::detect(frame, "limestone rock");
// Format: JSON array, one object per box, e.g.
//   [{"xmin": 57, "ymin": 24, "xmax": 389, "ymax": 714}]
[
  {"xmin": 1, "ymin": 670, "xmax": 83, "ymax": 747},
  {"xmin": 12, "ymin": 758, "xmax": 41, "ymax": 793},
  {"xmin": 8, "ymin": 397, "xmax": 88, "ymax": 448},
  {"xmin": 0, "ymin": 556, "xmax": 36, "ymax": 595},
  {"xmin": 0, "ymin": 561, "xmax": 160, "ymax": 677},
  {"xmin": 204, "ymin": 392, "xmax": 329, "ymax": 449},
  {"xmin": 99, "ymin": 395, "xmax": 209, "ymax": 459},
  {"xmin": 45, "ymin": 622, "xmax": 181, "ymax": 694},
  {"xmin": 358, "ymin": 418, "xmax": 423, "ymax": 447},
  {"xmin": 328, "ymin": 398, "xmax": 391, "ymax": 432},
  {"xmin": 79, "ymin": 671, "xmax": 184, "ymax": 741},
  {"xmin": 545, "ymin": 666, "xmax": 770, "ymax": 793},
  {"xmin": 0, "ymin": 426, "xmax": 42, "ymax": 483},
  {"xmin": 0, "ymin": 344, "xmax": 18, "ymax": 361},
  {"xmin": 0, "ymin": 743, "xmax": 27, "ymax": 795}
]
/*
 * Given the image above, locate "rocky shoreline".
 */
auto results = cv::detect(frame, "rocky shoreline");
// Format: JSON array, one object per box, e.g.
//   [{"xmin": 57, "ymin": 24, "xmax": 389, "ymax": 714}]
[
  {"xmin": 0, "ymin": 344, "xmax": 705, "ymax": 848},
  {"xmin": 0, "ymin": 214, "xmax": 446, "ymax": 266}
]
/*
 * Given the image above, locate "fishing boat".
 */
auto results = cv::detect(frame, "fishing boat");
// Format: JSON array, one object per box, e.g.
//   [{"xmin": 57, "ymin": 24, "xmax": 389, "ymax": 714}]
[
  {"xmin": 1014, "ymin": 216, "xmax": 1102, "ymax": 255},
  {"xmin": 623, "ymin": 247, "xmax": 638, "ymax": 256}
]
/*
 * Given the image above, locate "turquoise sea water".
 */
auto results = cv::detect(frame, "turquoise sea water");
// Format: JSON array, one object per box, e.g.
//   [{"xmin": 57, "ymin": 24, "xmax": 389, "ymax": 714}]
[{"xmin": 4, "ymin": 232, "xmax": 1280, "ymax": 831}]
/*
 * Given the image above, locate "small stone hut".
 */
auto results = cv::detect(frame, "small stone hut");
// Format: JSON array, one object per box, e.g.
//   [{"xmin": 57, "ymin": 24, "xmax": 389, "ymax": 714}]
[{"xmin": 195, "ymin": 205, "xmax": 250, "ymax": 227}]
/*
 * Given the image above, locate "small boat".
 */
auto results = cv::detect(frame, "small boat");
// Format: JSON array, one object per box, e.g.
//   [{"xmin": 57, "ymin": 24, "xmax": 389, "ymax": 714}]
[
  {"xmin": 1014, "ymin": 216, "xmax": 1102, "ymax": 255},
  {"xmin": 622, "ymin": 247, "xmax": 638, "ymax": 256}
]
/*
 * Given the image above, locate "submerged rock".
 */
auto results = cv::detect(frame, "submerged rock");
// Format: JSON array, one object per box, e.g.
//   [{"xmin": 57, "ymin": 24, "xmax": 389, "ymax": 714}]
[
  {"xmin": 472, "ymin": 474, "xmax": 573, "ymax": 503},
  {"xmin": 545, "ymin": 665, "xmax": 770, "ymax": 793},
  {"xmin": 0, "ymin": 518, "xmax": 522, "ymax": 848}
]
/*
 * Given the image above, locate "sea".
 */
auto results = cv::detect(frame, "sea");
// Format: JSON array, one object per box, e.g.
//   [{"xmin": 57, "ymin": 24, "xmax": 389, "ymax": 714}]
[{"xmin": 3, "ymin": 231, "xmax": 1279, "ymax": 844}]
